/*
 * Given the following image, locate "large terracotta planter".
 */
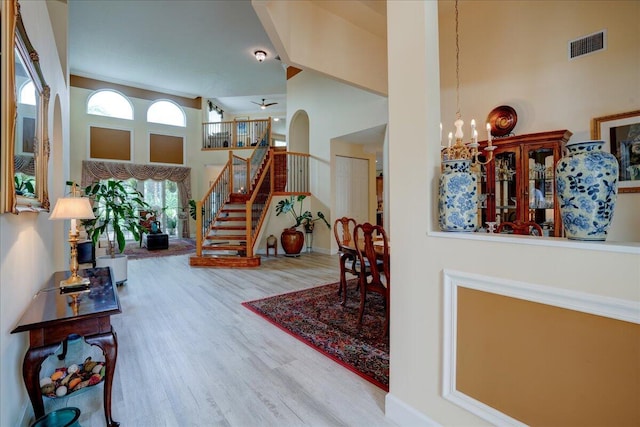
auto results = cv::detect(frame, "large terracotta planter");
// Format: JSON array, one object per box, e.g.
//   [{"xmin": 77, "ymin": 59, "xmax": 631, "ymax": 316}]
[{"xmin": 280, "ymin": 228, "xmax": 304, "ymax": 256}]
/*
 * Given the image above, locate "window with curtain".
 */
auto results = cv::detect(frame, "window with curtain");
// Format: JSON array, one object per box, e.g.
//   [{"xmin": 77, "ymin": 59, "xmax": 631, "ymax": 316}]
[{"xmin": 142, "ymin": 179, "xmax": 180, "ymax": 236}]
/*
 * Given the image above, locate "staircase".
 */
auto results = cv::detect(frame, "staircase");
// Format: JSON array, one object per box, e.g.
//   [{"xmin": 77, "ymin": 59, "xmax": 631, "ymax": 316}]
[
  {"xmin": 193, "ymin": 194, "xmax": 260, "ymax": 267},
  {"xmin": 189, "ymin": 147, "xmax": 312, "ymax": 268}
]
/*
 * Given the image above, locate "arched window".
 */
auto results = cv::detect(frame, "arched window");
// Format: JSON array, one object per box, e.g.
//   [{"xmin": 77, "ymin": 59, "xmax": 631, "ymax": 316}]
[
  {"xmin": 87, "ymin": 90, "xmax": 133, "ymax": 120},
  {"xmin": 19, "ymin": 81, "xmax": 36, "ymax": 105},
  {"xmin": 147, "ymin": 100, "xmax": 186, "ymax": 127}
]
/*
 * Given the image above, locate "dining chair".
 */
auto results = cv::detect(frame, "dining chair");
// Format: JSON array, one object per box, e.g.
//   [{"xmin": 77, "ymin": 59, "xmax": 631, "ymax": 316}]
[
  {"xmin": 333, "ymin": 217, "xmax": 359, "ymax": 305},
  {"xmin": 354, "ymin": 222, "xmax": 390, "ymax": 336},
  {"xmin": 497, "ymin": 220, "xmax": 543, "ymax": 236}
]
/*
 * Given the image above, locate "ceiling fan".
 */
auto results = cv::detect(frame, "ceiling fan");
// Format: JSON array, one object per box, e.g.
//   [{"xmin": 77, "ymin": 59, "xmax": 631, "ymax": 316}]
[{"xmin": 252, "ymin": 98, "xmax": 278, "ymax": 110}]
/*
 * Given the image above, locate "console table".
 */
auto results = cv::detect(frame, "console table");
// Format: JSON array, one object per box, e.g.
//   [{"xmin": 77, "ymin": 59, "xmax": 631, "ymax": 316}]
[{"xmin": 11, "ymin": 267, "xmax": 121, "ymax": 427}]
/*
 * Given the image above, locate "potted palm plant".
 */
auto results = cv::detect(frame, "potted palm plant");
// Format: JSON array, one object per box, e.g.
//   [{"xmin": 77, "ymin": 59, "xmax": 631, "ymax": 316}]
[
  {"xmin": 275, "ymin": 195, "xmax": 330, "ymax": 256},
  {"xmin": 82, "ymin": 180, "xmax": 150, "ymax": 283}
]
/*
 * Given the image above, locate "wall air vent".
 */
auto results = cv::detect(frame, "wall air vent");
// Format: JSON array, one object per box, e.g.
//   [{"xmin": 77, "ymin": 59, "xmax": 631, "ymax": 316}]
[{"xmin": 569, "ymin": 30, "xmax": 606, "ymax": 60}]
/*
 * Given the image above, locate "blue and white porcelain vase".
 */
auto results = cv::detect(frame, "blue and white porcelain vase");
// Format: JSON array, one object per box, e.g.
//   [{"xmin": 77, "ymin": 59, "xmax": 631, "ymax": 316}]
[
  {"xmin": 439, "ymin": 159, "xmax": 478, "ymax": 232},
  {"xmin": 555, "ymin": 140, "xmax": 618, "ymax": 241}
]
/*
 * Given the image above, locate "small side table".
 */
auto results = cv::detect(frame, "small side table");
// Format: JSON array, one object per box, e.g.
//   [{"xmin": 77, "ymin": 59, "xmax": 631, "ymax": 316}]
[
  {"xmin": 143, "ymin": 233, "xmax": 169, "ymax": 250},
  {"xmin": 11, "ymin": 268, "xmax": 122, "ymax": 427}
]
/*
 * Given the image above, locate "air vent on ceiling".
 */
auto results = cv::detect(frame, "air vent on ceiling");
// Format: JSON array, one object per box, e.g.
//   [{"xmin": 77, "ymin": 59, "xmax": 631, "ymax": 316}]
[{"xmin": 569, "ymin": 30, "xmax": 606, "ymax": 60}]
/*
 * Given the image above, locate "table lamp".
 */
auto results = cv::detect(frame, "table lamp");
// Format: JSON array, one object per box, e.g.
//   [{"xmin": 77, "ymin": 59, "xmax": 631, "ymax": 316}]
[{"xmin": 49, "ymin": 187, "xmax": 96, "ymax": 289}]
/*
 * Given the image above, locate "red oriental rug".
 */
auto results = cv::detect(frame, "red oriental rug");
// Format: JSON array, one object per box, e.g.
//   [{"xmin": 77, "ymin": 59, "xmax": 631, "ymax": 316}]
[
  {"xmin": 123, "ymin": 238, "xmax": 196, "ymax": 260},
  {"xmin": 242, "ymin": 280, "xmax": 389, "ymax": 390}
]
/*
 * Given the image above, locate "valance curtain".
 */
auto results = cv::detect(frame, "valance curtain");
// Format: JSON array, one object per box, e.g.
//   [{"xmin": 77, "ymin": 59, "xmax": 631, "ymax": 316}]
[{"xmin": 81, "ymin": 160, "xmax": 192, "ymax": 238}]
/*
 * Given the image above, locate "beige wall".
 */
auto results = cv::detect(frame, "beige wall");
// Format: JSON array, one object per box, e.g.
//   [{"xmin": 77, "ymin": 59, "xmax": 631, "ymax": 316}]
[
  {"xmin": 0, "ymin": 1, "xmax": 69, "ymax": 425},
  {"xmin": 254, "ymin": 0, "xmax": 388, "ymax": 96},
  {"xmin": 438, "ymin": 0, "xmax": 640, "ymax": 242},
  {"xmin": 278, "ymin": 70, "xmax": 388, "ymax": 253},
  {"xmin": 387, "ymin": 1, "xmax": 639, "ymax": 425},
  {"xmin": 254, "ymin": 70, "xmax": 387, "ymax": 253}
]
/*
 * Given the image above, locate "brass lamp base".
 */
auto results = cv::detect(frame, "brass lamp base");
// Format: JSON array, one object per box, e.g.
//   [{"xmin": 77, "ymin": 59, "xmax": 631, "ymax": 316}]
[
  {"xmin": 61, "ymin": 231, "xmax": 90, "ymax": 290},
  {"xmin": 59, "ymin": 275, "xmax": 90, "ymax": 289}
]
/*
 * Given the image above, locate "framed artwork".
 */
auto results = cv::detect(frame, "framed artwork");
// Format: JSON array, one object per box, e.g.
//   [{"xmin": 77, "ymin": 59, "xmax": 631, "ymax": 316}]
[{"xmin": 591, "ymin": 110, "xmax": 640, "ymax": 193}]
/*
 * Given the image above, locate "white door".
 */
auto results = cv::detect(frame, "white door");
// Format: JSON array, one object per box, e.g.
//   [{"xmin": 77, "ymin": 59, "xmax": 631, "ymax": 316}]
[{"xmin": 335, "ymin": 156, "xmax": 369, "ymax": 224}]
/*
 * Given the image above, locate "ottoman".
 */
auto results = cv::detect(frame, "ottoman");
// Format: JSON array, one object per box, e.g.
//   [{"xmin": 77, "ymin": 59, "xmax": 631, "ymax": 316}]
[{"xmin": 144, "ymin": 233, "xmax": 169, "ymax": 250}]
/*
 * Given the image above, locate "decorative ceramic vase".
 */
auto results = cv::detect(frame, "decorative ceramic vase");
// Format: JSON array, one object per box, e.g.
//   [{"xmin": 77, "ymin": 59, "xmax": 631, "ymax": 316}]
[
  {"xmin": 439, "ymin": 159, "xmax": 478, "ymax": 232},
  {"xmin": 280, "ymin": 228, "xmax": 304, "ymax": 256},
  {"xmin": 555, "ymin": 140, "xmax": 618, "ymax": 241}
]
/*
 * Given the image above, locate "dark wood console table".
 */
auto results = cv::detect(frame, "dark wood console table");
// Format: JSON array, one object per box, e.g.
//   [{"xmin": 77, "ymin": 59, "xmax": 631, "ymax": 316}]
[{"xmin": 11, "ymin": 267, "xmax": 122, "ymax": 427}]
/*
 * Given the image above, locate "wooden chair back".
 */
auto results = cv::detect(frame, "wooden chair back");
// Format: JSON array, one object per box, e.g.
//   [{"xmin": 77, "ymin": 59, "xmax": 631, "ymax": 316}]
[
  {"xmin": 497, "ymin": 220, "xmax": 543, "ymax": 236},
  {"xmin": 333, "ymin": 217, "xmax": 357, "ymax": 250},
  {"xmin": 354, "ymin": 222, "xmax": 390, "ymax": 335}
]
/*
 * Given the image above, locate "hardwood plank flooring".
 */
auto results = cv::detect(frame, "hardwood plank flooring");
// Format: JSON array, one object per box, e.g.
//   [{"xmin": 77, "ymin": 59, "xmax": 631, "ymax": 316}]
[{"xmin": 39, "ymin": 253, "xmax": 395, "ymax": 427}]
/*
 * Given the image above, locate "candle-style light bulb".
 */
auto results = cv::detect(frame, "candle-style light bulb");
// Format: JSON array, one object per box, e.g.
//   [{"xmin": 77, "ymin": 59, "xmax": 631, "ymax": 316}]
[
  {"xmin": 471, "ymin": 119, "xmax": 476, "ymax": 133},
  {"xmin": 473, "ymin": 129, "xmax": 478, "ymax": 144},
  {"xmin": 448, "ymin": 132, "xmax": 453, "ymax": 147},
  {"xmin": 486, "ymin": 122, "xmax": 492, "ymax": 146}
]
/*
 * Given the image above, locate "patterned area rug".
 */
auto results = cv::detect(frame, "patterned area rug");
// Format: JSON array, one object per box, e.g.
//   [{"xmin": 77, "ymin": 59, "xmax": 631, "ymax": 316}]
[
  {"xmin": 243, "ymin": 280, "xmax": 389, "ymax": 390},
  {"xmin": 123, "ymin": 238, "xmax": 196, "ymax": 260}
]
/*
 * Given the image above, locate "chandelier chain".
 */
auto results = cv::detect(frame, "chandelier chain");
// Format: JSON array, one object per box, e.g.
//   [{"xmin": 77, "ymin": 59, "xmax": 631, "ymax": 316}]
[{"xmin": 455, "ymin": 0, "xmax": 461, "ymax": 120}]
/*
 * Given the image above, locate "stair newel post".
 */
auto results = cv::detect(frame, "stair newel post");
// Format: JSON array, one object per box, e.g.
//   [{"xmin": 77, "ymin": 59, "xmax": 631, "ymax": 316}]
[
  {"xmin": 232, "ymin": 119, "xmax": 237, "ymax": 148},
  {"xmin": 228, "ymin": 151, "xmax": 234, "ymax": 193},
  {"xmin": 196, "ymin": 200, "xmax": 203, "ymax": 257},
  {"xmin": 245, "ymin": 201, "xmax": 253, "ymax": 257}
]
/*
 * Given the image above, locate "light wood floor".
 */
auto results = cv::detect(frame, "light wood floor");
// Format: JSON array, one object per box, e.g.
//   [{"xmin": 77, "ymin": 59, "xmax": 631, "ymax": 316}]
[{"xmin": 40, "ymin": 253, "xmax": 396, "ymax": 427}]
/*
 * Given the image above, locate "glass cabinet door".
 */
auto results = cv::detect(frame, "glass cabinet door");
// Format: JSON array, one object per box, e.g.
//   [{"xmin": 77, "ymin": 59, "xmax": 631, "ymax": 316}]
[
  {"xmin": 525, "ymin": 146, "xmax": 556, "ymax": 236},
  {"xmin": 493, "ymin": 149, "xmax": 519, "ymax": 225}
]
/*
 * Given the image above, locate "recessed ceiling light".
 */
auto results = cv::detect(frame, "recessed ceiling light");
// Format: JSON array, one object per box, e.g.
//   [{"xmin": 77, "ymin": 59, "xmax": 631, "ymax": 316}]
[{"xmin": 254, "ymin": 50, "xmax": 267, "ymax": 62}]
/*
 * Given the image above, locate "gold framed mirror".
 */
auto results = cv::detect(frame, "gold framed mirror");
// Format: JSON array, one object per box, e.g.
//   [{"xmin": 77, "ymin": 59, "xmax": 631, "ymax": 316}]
[{"xmin": 1, "ymin": 0, "xmax": 50, "ymax": 213}]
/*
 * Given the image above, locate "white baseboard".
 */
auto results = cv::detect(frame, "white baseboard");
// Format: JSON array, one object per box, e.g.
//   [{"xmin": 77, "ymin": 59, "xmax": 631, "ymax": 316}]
[{"xmin": 385, "ymin": 393, "xmax": 442, "ymax": 427}]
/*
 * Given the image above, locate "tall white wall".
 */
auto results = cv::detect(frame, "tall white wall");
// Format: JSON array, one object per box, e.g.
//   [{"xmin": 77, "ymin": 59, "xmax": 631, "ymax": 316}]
[
  {"xmin": 0, "ymin": 1, "xmax": 70, "ymax": 425},
  {"xmin": 262, "ymin": 70, "xmax": 388, "ymax": 252}
]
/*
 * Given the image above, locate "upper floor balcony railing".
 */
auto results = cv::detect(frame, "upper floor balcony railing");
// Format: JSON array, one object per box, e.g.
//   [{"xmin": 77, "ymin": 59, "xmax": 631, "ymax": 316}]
[{"xmin": 203, "ymin": 118, "xmax": 271, "ymax": 150}]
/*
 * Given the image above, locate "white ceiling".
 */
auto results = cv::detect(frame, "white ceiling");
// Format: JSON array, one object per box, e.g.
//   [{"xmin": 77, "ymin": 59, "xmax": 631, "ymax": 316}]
[
  {"xmin": 68, "ymin": 0, "xmax": 287, "ymax": 116},
  {"xmin": 69, "ymin": 0, "xmax": 386, "ymax": 155}
]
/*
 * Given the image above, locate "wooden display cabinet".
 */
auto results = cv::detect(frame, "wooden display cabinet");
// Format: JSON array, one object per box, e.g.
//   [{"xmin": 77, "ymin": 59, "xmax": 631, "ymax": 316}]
[{"xmin": 477, "ymin": 130, "xmax": 572, "ymax": 237}]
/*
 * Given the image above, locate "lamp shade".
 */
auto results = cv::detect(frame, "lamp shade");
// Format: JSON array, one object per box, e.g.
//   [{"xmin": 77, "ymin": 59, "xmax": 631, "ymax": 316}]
[{"xmin": 49, "ymin": 197, "xmax": 96, "ymax": 220}]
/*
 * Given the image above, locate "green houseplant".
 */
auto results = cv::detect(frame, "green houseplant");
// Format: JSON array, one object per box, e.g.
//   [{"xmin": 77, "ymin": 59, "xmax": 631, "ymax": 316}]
[
  {"xmin": 15, "ymin": 173, "xmax": 35, "ymax": 197},
  {"xmin": 167, "ymin": 216, "xmax": 177, "ymax": 235},
  {"xmin": 82, "ymin": 180, "xmax": 150, "ymax": 257},
  {"xmin": 275, "ymin": 195, "xmax": 331, "ymax": 231},
  {"xmin": 275, "ymin": 195, "xmax": 330, "ymax": 255}
]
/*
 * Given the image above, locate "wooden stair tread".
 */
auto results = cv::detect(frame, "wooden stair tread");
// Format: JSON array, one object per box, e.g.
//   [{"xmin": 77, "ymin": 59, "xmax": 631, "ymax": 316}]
[
  {"xmin": 216, "ymin": 216, "xmax": 247, "ymax": 222},
  {"xmin": 206, "ymin": 234, "xmax": 246, "ymax": 241},
  {"xmin": 202, "ymin": 244, "xmax": 247, "ymax": 251},
  {"xmin": 189, "ymin": 255, "xmax": 260, "ymax": 268},
  {"xmin": 211, "ymin": 225, "xmax": 246, "ymax": 230}
]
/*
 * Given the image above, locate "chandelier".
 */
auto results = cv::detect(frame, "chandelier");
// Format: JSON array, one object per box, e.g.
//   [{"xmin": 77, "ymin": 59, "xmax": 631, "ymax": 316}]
[{"xmin": 441, "ymin": 0, "xmax": 495, "ymax": 165}]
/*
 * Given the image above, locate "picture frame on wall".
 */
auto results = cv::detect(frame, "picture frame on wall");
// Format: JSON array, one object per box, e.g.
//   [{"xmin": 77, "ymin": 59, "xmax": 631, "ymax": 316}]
[{"xmin": 591, "ymin": 110, "xmax": 640, "ymax": 193}]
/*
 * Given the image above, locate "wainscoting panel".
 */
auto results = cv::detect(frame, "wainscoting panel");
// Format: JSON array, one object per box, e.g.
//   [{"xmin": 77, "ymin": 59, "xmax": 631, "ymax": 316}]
[{"xmin": 443, "ymin": 270, "xmax": 640, "ymax": 426}]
